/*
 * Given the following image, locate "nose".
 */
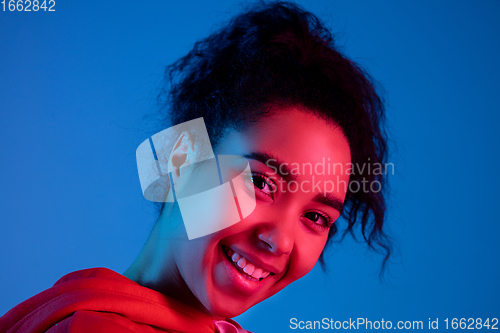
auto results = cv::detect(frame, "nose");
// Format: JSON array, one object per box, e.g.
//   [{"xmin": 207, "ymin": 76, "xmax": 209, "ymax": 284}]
[{"xmin": 257, "ymin": 215, "xmax": 295, "ymax": 255}]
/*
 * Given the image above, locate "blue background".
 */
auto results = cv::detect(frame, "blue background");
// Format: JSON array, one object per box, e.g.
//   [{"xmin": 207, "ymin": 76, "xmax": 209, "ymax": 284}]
[{"xmin": 1, "ymin": 1, "xmax": 499, "ymax": 331}]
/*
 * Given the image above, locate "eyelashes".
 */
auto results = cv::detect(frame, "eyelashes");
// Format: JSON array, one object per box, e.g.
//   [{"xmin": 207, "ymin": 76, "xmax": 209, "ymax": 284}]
[
  {"xmin": 250, "ymin": 172, "xmax": 333, "ymax": 230},
  {"xmin": 251, "ymin": 172, "xmax": 277, "ymax": 197},
  {"xmin": 302, "ymin": 211, "xmax": 332, "ymax": 230}
]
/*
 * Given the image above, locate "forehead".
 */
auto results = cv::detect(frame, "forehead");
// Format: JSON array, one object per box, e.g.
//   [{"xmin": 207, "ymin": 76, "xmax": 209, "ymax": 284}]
[{"xmin": 216, "ymin": 108, "xmax": 351, "ymax": 167}]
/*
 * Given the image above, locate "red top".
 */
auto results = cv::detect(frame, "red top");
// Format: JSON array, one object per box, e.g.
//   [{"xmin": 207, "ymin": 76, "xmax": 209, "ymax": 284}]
[{"xmin": 0, "ymin": 268, "xmax": 245, "ymax": 333}]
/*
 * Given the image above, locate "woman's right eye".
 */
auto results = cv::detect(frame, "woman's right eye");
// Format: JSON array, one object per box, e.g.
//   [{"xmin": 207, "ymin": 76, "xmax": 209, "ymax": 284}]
[{"xmin": 251, "ymin": 173, "xmax": 276, "ymax": 198}]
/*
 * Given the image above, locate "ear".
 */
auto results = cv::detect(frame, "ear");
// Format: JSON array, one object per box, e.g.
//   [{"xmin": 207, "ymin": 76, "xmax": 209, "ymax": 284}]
[{"xmin": 168, "ymin": 132, "xmax": 195, "ymax": 178}]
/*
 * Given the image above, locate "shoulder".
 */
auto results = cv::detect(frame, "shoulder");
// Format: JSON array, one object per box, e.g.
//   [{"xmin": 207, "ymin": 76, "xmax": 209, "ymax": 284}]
[{"xmin": 1, "ymin": 268, "xmax": 215, "ymax": 333}]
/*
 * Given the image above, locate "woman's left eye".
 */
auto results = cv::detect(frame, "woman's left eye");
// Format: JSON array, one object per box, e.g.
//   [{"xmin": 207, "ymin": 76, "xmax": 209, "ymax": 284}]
[{"xmin": 303, "ymin": 211, "xmax": 331, "ymax": 229}]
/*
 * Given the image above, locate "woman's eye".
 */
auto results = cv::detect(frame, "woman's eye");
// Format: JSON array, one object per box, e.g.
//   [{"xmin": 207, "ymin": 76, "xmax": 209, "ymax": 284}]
[
  {"xmin": 251, "ymin": 173, "xmax": 276, "ymax": 196},
  {"xmin": 303, "ymin": 211, "xmax": 331, "ymax": 228}
]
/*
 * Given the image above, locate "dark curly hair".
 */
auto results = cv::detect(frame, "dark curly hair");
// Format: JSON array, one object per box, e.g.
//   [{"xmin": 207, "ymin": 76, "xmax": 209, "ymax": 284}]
[{"xmin": 156, "ymin": 1, "xmax": 391, "ymax": 270}]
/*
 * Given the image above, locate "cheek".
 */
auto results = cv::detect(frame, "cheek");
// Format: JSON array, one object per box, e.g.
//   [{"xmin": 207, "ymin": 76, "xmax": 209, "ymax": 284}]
[{"xmin": 287, "ymin": 234, "xmax": 328, "ymax": 281}]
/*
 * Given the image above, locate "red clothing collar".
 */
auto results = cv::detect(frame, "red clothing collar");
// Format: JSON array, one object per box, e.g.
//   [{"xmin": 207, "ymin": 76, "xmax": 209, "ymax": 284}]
[{"xmin": 1, "ymin": 267, "xmax": 243, "ymax": 333}]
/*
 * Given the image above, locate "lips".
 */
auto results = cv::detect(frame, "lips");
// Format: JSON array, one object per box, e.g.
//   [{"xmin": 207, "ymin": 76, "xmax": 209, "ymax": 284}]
[{"xmin": 222, "ymin": 245, "xmax": 272, "ymax": 281}]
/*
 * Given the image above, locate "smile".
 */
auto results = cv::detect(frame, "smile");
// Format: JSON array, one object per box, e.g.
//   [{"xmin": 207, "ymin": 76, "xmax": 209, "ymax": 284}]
[{"xmin": 222, "ymin": 245, "xmax": 271, "ymax": 281}]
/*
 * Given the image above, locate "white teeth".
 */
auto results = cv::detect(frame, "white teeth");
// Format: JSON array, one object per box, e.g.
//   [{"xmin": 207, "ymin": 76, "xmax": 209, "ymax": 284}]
[
  {"xmin": 237, "ymin": 258, "xmax": 247, "ymax": 268},
  {"xmin": 243, "ymin": 263, "xmax": 255, "ymax": 275},
  {"xmin": 251, "ymin": 268, "xmax": 263, "ymax": 279},
  {"xmin": 225, "ymin": 247, "xmax": 271, "ymax": 279}
]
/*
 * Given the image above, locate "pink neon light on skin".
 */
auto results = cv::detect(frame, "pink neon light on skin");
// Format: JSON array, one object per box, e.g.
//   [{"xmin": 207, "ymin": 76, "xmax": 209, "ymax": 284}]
[{"xmin": 125, "ymin": 107, "xmax": 351, "ymax": 319}]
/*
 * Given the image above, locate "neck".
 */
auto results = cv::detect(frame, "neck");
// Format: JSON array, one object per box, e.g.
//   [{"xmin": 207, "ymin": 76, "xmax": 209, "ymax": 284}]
[{"xmin": 123, "ymin": 203, "xmax": 211, "ymax": 317}]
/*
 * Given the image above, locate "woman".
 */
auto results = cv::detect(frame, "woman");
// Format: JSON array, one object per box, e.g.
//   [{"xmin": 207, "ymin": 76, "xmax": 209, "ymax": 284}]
[{"xmin": 0, "ymin": 1, "xmax": 390, "ymax": 332}]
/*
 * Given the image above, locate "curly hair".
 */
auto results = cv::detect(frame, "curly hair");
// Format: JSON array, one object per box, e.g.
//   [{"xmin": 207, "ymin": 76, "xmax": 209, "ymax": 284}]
[{"xmin": 156, "ymin": 1, "xmax": 391, "ymax": 270}]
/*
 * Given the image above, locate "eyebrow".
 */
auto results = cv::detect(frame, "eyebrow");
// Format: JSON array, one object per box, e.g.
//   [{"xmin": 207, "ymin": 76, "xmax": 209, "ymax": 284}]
[
  {"xmin": 243, "ymin": 152, "xmax": 297, "ymax": 183},
  {"xmin": 244, "ymin": 151, "xmax": 345, "ymax": 213},
  {"xmin": 312, "ymin": 193, "xmax": 344, "ymax": 213}
]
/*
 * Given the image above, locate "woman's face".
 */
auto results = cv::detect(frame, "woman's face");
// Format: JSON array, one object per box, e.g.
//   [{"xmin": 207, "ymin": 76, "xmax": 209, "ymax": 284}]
[{"xmin": 164, "ymin": 107, "xmax": 351, "ymax": 318}]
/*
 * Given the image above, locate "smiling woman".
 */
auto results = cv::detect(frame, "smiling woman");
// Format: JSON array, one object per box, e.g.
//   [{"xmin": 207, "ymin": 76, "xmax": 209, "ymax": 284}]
[
  {"xmin": 125, "ymin": 108, "xmax": 352, "ymax": 320},
  {"xmin": 0, "ymin": 1, "xmax": 390, "ymax": 332}
]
